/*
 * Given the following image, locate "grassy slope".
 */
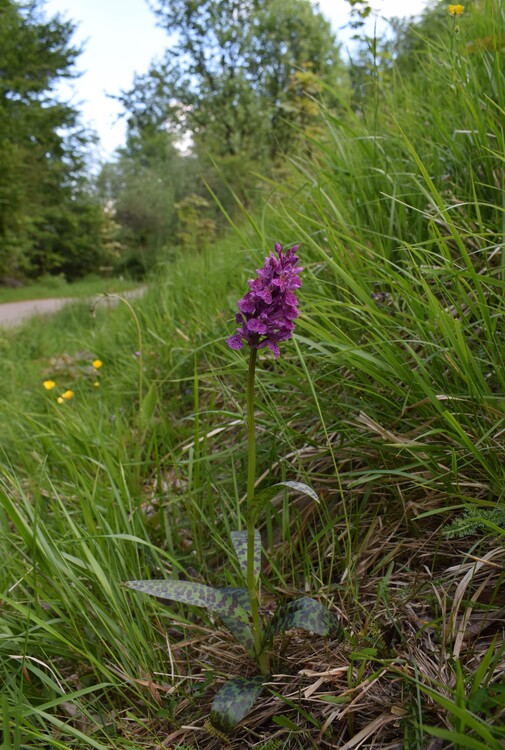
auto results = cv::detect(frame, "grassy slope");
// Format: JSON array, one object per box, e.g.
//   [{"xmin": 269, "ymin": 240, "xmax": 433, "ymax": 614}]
[{"xmin": 1, "ymin": 3, "xmax": 504, "ymax": 748}]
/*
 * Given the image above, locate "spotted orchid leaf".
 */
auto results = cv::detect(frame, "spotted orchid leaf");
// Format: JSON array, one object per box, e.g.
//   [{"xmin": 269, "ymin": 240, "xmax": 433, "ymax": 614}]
[
  {"xmin": 230, "ymin": 529, "xmax": 261, "ymax": 579},
  {"xmin": 217, "ymin": 587, "xmax": 256, "ymax": 656},
  {"xmin": 210, "ymin": 675, "xmax": 266, "ymax": 732},
  {"xmin": 267, "ymin": 597, "xmax": 341, "ymax": 640},
  {"xmin": 125, "ymin": 580, "xmax": 251, "ymax": 624}
]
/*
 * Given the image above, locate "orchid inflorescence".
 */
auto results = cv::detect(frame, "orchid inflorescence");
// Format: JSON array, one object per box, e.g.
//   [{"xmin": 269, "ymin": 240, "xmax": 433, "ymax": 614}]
[{"xmin": 227, "ymin": 242, "xmax": 303, "ymax": 358}]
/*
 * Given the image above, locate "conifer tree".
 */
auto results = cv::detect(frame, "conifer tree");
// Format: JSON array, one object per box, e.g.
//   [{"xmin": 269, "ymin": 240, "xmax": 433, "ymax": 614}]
[{"xmin": 0, "ymin": 0, "xmax": 103, "ymax": 281}]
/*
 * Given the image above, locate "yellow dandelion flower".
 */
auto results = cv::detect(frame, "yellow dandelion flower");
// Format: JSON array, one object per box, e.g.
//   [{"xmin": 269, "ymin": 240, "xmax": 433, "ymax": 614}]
[
  {"xmin": 448, "ymin": 4, "xmax": 464, "ymax": 15},
  {"xmin": 93, "ymin": 381, "xmax": 100, "ymax": 388},
  {"xmin": 43, "ymin": 380, "xmax": 56, "ymax": 390},
  {"xmin": 61, "ymin": 390, "xmax": 74, "ymax": 400},
  {"xmin": 57, "ymin": 397, "xmax": 64, "ymax": 404},
  {"xmin": 92, "ymin": 359, "xmax": 103, "ymax": 369}
]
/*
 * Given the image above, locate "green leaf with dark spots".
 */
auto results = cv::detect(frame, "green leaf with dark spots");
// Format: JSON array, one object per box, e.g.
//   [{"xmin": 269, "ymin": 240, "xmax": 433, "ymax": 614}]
[
  {"xmin": 210, "ymin": 675, "xmax": 266, "ymax": 732},
  {"xmin": 218, "ymin": 587, "xmax": 256, "ymax": 656},
  {"xmin": 267, "ymin": 597, "xmax": 342, "ymax": 639},
  {"xmin": 125, "ymin": 580, "xmax": 251, "ymax": 623},
  {"xmin": 213, "ymin": 587, "xmax": 252, "ymax": 623},
  {"xmin": 230, "ymin": 529, "xmax": 261, "ymax": 579}
]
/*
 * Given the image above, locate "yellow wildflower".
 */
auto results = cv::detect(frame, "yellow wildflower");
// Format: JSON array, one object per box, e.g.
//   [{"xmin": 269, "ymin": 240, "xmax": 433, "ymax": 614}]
[
  {"xmin": 448, "ymin": 4, "xmax": 464, "ymax": 15},
  {"xmin": 61, "ymin": 390, "xmax": 74, "ymax": 400},
  {"xmin": 43, "ymin": 380, "xmax": 56, "ymax": 390},
  {"xmin": 57, "ymin": 397, "xmax": 64, "ymax": 404},
  {"xmin": 92, "ymin": 359, "xmax": 103, "ymax": 369},
  {"xmin": 93, "ymin": 381, "xmax": 100, "ymax": 388}
]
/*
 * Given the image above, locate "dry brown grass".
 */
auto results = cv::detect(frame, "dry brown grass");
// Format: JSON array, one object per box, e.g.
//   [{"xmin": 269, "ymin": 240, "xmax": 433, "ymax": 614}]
[{"xmin": 120, "ymin": 467, "xmax": 505, "ymax": 749}]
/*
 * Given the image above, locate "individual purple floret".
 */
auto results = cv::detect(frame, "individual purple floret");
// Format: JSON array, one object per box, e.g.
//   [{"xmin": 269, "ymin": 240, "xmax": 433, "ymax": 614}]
[{"xmin": 227, "ymin": 243, "xmax": 302, "ymax": 358}]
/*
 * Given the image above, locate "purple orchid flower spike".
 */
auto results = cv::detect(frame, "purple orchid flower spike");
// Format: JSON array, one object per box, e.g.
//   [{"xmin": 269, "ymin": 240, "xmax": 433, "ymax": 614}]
[{"xmin": 227, "ymin": 243, "xmax": 303, "ymax": 357}]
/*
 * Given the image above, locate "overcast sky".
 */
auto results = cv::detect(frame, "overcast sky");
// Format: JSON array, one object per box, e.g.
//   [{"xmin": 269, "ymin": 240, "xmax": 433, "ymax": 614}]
[{"xmin": 43, "ymin": 0, "xmax": 431, "ymax": 160}]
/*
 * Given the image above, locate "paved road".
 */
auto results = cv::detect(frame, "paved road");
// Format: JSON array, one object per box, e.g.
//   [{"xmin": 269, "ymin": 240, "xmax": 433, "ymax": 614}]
[{"xmin": 0, "ymin": 288, "xmax": 146, "ymax": 328}]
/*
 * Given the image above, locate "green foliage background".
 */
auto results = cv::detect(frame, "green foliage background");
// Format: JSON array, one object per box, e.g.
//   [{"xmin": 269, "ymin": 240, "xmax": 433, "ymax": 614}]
[
  {"xmin": 1, "ymin": 0, "xmax": 505, "ymax": 748},
  {"xmin": 0, "ymin": 0, "xmax": 104, "ymax": 281}
]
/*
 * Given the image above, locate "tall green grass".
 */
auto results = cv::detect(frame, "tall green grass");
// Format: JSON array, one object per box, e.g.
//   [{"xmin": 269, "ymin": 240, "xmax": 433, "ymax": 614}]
[{"xmin": 1, "ymin": 2, "xmax": 504, "ymax": 747}]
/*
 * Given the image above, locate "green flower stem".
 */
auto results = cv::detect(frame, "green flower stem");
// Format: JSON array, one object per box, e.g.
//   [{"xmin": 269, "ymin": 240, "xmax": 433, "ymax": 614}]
[{"xmin": 246, "ymin": 347, "xmax": 269, "ymax": 674}]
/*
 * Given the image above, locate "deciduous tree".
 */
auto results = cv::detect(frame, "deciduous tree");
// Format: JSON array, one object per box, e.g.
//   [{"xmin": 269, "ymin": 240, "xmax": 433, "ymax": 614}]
[{"xmin": 121, "ymin": 0, "xmax": 345, "ymax": 169}]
